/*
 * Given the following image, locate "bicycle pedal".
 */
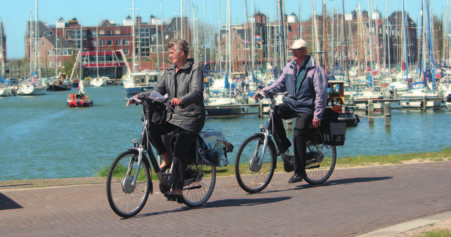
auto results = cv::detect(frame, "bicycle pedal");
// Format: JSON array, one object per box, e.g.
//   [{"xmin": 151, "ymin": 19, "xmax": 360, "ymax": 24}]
[
  {"xmin": 306, "ymin": 165, "xmax": 320, "ymax": 170},
  {"xmin": 183, "ymin": 185, "xmax": 201, "ymax": 191}
]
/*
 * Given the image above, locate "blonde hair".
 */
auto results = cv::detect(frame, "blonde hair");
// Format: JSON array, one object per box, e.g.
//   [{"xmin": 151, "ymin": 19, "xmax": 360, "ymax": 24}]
[{"xmin": 167, "ymin": 39, "xmax": 189, "ymax": 57}]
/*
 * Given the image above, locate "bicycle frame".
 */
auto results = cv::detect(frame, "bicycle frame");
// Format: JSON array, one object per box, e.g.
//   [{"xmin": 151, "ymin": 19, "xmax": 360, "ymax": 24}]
[
  {"xmin": 128, "ymin": 100, "xmax": 170, "ymax": 189},
  {"xmin": 258, "ymin": 95, "xmax": 293, "ymax": 166}
]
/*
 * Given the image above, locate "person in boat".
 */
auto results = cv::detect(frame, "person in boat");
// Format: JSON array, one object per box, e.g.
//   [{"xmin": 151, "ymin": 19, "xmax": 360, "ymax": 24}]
[
  {"xmin": 127, "ymin": 39, "xmax": 205, "ymax": 203},
  {"xmin": 253, "ymin": 38, "xmax": 328, "ymax": 184}
]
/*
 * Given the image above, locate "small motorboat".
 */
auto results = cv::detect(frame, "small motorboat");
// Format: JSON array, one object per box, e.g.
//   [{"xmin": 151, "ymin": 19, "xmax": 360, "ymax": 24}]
[
  {"xmin": 67, "ymin": 93, "xmax": 93, "ymax": 107},
  {"xmin": 67, "ymin": 81, "xmax": 93, "ymax": 107}
]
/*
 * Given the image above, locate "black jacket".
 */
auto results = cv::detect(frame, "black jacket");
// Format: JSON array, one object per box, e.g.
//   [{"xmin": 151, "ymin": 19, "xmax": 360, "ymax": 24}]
[{"xmin": 155, "ymin": 59, "xmax": 205, "ymax": 134}]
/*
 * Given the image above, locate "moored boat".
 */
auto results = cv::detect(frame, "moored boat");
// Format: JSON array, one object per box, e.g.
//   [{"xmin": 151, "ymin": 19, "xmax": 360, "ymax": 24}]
[{"xmin": 123, "ymin": 71, "xmax": 161, "ymax": 97}]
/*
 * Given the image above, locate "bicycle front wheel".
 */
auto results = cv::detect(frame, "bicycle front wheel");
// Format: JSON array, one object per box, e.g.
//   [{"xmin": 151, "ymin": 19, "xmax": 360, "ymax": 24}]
[
  {"xmin": 235, "ymin": 134, "xmax": 276, "ymax": 193},
  {"xmin": 183, "ymin": 163, "xmax": 216, "ymax": 207},
  {"xmin": 106, "ymin": 150, "xmax": 152, "ymax": 218},
  {"xmin": 304, "ymin": 143, "xmax": 337, "ymax": 185}
]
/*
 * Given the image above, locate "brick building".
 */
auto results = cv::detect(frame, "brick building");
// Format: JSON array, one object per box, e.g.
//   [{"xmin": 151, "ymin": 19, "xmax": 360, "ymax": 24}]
[{"xmin": 26, "ymin": 15, "xmax": 189, "ymax": 79}]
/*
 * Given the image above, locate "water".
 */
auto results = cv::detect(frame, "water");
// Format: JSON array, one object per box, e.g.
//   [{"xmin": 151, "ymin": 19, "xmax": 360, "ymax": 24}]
[{"xmin": 1, "ymin": 86, "xmax": 451, "ymax": 181}]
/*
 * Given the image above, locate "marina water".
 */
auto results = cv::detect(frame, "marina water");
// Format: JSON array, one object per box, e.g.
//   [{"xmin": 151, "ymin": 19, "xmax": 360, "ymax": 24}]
[{"xmin": 1, "ymin": 86, "xmax": 451, "ymax": 181}]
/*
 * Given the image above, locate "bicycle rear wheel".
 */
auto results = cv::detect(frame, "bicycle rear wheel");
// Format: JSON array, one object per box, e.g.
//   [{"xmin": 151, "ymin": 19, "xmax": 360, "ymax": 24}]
[
  {"xmin": 106, "ymin": 150, "xmax": 152, "ymax": 218},
  {"xmin": 303, "ymin": 142, "xmax": 336, "ymax": 185},
  {"xmin": 235, "ymin": 134, "xmax": 276, "ymax": 193},
  {"xmin": 183, "ymin": 163, "xmax": 216, "ymax": 207}
]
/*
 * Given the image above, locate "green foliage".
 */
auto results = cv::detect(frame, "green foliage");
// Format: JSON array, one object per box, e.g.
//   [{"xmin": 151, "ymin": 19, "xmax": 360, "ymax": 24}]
[
  {"xmin": 95, "ymin": 147, "xmax": 451, "ymax": 178},
  {"xmin": 415, "ymin": 229, "xmax": 451, "ymax": 237}
]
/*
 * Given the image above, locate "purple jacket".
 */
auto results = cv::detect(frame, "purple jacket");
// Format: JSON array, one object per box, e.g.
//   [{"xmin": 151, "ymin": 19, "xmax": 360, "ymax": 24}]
[{"xmin": 263, "ymin": 57, "xmax": 327, "ymax": 120}]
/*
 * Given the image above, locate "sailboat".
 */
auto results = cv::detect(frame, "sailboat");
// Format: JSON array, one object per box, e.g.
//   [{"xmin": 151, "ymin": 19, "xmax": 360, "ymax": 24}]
[{"xmin": 20, "ymin": 1, "xmax": 47, "ymax": 96}]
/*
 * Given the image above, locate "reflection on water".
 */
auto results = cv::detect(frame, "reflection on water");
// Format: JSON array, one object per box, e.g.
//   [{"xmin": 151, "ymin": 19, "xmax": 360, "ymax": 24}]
[{"xmin": 1, "ymin": 86, "xmax": 451, "ymax": 181}]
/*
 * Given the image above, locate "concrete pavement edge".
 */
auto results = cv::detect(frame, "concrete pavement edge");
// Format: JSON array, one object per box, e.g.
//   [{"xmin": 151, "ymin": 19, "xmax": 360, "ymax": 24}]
[{"xmin": 357, "ymin": 211, "xmax": 451, "ymax": 237}]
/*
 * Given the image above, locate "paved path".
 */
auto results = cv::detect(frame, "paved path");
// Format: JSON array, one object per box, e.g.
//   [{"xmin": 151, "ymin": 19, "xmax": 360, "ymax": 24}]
[{"xmin": 1, "ymin": 162, "xmax": 451, "ymax": 237}]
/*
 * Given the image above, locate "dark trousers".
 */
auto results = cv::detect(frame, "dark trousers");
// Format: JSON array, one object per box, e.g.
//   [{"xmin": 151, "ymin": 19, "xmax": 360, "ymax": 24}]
[
  {"xmin": 149, "ymin": 123, "xmax": 196, "ymax": 190},
  {"xmin": 273, "ymin": 104, "xmax": 313, "ymax": 177}
]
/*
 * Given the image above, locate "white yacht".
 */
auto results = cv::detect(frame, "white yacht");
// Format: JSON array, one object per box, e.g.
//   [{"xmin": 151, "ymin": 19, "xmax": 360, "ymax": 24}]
[
  {"xmin": 18, "ymin": 78, "xmax": 47, "ymax": 96},
  {"xmin": 90, "ymin": 77, "xmax": 109, "ymax": 87},
  {"xmin": 123, "ymin": 71, "xmax": 161, "ymax": 97},
  {"xmin": 400, "ymin": 83, "xmax": 444, "ymax": 109}
]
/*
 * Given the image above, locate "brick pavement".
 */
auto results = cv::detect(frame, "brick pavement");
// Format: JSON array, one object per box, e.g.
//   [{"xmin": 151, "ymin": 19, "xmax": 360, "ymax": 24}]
[{"xmin": 1, "ymin": 162, "xmax": 451, "ymax": 237}]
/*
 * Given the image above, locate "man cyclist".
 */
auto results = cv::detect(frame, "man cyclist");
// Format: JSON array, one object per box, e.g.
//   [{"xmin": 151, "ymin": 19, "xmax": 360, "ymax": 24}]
[{"xmin": 254, "ymin": 38, "xmax": 328, "ymax": 184}]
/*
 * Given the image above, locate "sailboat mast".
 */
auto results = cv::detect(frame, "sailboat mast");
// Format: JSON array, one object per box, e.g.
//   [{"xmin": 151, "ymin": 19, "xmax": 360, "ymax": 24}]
[
  {"xmin": 278, "ymin": 0, "xmax": 286, "ymax": 67},
  {"xmin": 203, "ymin": 0, "xmax": 206, "ymax": 66},
  {"xmin": 368, "ymin": 0, "xmax": 373, "ymax": 75},
  {"xmin": 402, "ymin": 0, "xmax": 409, "ymax": 84},
  {"xmin": 96, "ymin": 18, "xmax": 99, "ymax": 78},
  {"xmin": 55, "ymin": 22, "xmax": 58, "ymax": 78},
  {"xmin": 227, "ymin": 0, "xmax": 231, "ymax": 76},
  {"xmin": 30, "ymin": 10, "xmax": 33, "ymax": 77},
  {"xmin": 218, "ymin": 0, "xmax": 221, "ymax": 73},
  {"xmin": 35, "ymin": 0, "xmax": 39, "ymax": 77},
  {"xmin": 79, "ymin": 22, "xmax": 83, "ymax": 81},
  {"xmin": 386, "ymin": 0, "xmax": 390, "ymax": 72},
  {"xmin": 426, "ymin": 0, "xmax": 436, "ymax": 90},
  {"xmin": 331, "ymin": 0, "xmax": 335, "ymax": 71},
  {"xmin": 132, "ymin": 0, "xmax": 136, "ymax": 72},
  {"xmin": 251, "ymin": 0, "xmax": 255, "ymax": 72},
  {"xmin": 244, "ymin": 0, "xmax": 247, "ymax": 72}
]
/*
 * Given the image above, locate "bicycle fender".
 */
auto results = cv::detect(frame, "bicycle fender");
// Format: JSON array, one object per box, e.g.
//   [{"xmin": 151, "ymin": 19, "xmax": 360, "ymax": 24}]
[
  {"xmin": 125, "ymin": 148, "xmax": 153, "ymax": 195},
  {"xmin": 252, "ymin": 133, "xmax": 277, "ymax": 169}
]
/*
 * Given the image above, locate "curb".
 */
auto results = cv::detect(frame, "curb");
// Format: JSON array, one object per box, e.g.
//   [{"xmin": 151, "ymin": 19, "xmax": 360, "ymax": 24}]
[{"xmin": 357, "ymin": 211, "xmax": 451, "ymax": 237}]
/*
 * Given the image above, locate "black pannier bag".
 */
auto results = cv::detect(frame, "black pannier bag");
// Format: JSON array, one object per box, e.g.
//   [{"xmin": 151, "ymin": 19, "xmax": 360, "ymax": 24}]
[{"xmin": 321, "ymin": 108, "xmax": 347, "ymax": 146}]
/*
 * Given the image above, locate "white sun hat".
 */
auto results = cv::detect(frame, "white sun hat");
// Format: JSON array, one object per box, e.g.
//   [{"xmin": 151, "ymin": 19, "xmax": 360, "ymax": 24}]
[{"xmin": 289, "ymin": 39, "xmax": 308, "ymax": 50}]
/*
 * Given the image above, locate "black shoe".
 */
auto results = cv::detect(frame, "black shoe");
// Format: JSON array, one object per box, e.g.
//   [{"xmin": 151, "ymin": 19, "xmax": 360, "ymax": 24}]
[
  {"xmin": 159, "ymin": 163, "xmax": 171, "ymax": 173},
  {"xmin": 288, "ymin": 174, "xmax": 303, "ymax": 184},
  {"xmin": 164, "ymin": 193, "xmax": 184, "ymax": 204}
]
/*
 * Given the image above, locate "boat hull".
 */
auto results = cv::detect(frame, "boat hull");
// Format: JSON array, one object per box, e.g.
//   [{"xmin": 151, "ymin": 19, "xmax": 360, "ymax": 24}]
[
  {"xmin": 67, "ymin": 99, "xmax": 93, "ymax": 107},
  {"xmin": 47, "ymin": 85, "xmax": 71, "ymax": 91},
  {"xmin": 19, "ymin": 85, "xmax": 47, "ymax": 96}
]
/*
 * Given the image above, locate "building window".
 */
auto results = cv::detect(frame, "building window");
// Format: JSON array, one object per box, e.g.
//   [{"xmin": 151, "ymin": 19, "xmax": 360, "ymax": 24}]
[
  {"xmin": 124, "ymin": 49, "xmax": 129, "ymax": 55},
  {"xmin": 49, "ymin": 61, "xmax": 52, "ymax": 67},
  {"xmin": 106, "ymin": 30, "xmax": 112, "ymax": 35},
  {"xmin": 42, "ymin": 41, "xmax": 45, "ymax": 46},
  {"xmin": 92, "ymin": 31, "xmax": 96, "ymax": 36},
  {"xmin": 48, "ymin": 51, "xmax": 52, "ymax": 56},
  {"xmin": 115, "ymin": 30, "xmax": 120, "ymax": 34},
  {"xmin": 108, "ymin": 40, "xmax": 112, "ymax": 46},
  {"xmin": 64, "ymin": 50, "xmax": 69, "ymax": 55},
  {"xmin": 93, "ymin": 41, "xmax": 97, "ymax": 47},
  {"xmin": 123, "ymin": 39, "xmax": 129, "ymax": 46},
  {"xmin": 116, "ymin": 39, "xmax": 121, "ymax": 46},
  {"xmin": 100, "ymin": 40, "xmax": 105, "ymax": 46},
  {"xmin": 100, "ymin": 30, "xmax": 105, "ymax": 35}
]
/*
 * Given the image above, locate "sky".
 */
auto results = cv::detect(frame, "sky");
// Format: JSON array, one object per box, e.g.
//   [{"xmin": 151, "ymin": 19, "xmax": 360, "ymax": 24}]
[{"xmin": 0, "ymin": 0, "xmax": 448, "ymax": 60}]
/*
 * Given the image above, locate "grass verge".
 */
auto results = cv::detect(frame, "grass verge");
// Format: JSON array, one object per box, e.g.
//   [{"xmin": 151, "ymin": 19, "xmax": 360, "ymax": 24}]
[
  {"xmin": 94, "ymin": 147, "xmax": 451, "ymax": 180},
  {"xmin": 414, "ymin": 229, "xmax": 451, "ymax": 237}
]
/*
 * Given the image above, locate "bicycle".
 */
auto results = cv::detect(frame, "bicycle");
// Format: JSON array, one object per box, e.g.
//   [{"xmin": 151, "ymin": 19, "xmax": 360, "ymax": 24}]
[
  {"xmin": 106, "ymin": 95, "xmax": 216, "ymax": 218},
  {"xmin": 234, "ymin": 91, "xmax": 337, "ymax": 193}
]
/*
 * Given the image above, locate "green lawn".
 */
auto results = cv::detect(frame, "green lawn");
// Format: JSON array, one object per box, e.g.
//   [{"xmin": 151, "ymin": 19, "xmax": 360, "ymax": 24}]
[
  {"xmin": 414, "ymin": 229, "xmax": 451, "ymax": 237},
  {"xmin": 95, "ymin": 147, "xmax": 451, "ymax": 180}
]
